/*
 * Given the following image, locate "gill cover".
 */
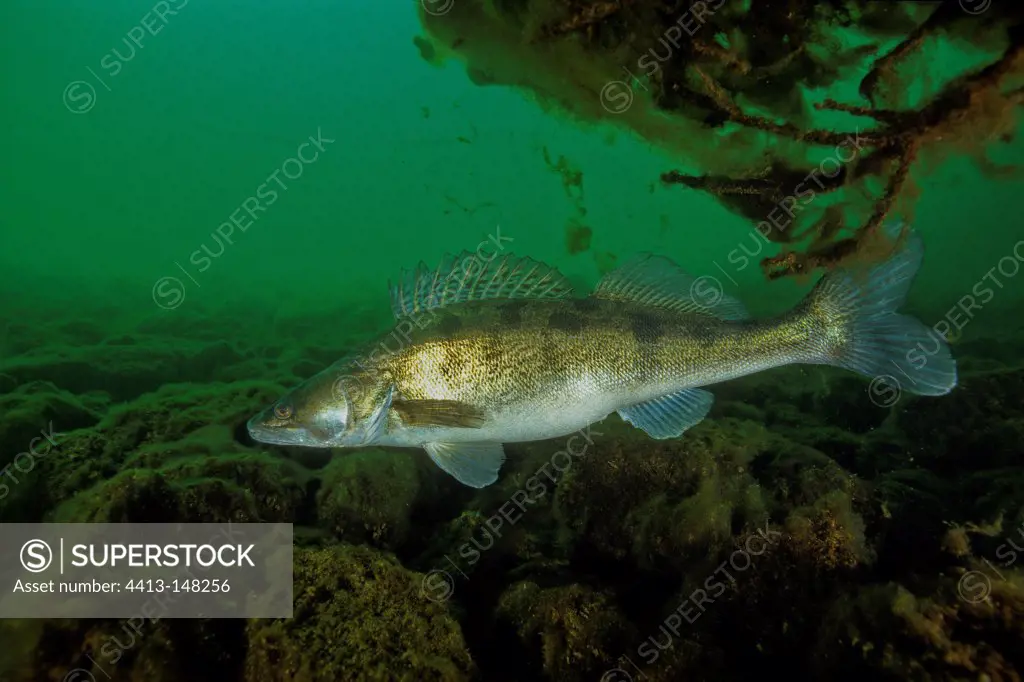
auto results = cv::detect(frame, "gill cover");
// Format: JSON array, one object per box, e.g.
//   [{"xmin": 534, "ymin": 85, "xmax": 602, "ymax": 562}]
[{"xmin": 345, "ymin": 382, "xmax": 394, "ymax": 445}]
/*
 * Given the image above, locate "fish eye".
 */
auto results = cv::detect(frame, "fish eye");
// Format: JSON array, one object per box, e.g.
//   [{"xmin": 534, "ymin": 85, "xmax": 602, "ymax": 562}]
[{"xmin": 273, "ymin": 402, "xmax": 293, "ymax": 420}]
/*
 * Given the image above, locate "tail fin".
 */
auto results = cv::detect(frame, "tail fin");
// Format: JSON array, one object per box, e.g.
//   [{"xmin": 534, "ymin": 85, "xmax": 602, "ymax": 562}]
[{"xmin": 806, "ymin": 230, "xmax": 957, "ymax": 396}]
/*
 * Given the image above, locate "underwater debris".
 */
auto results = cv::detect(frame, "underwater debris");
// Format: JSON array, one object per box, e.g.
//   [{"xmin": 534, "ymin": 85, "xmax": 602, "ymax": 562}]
[
  {"xmin": 565, "ymin": 219, "xmax": 592, "ymax": 254},
  {"xmin": 593, "ymin": 250, "xmax": 619, "ymax": 275},
  {"xmin": 541, "ymin": 148, "xmax": 592, "ymax": 256},
  {"xmin": 417, "ymin": 0, "xmax": 1024, "ymax": 278}
]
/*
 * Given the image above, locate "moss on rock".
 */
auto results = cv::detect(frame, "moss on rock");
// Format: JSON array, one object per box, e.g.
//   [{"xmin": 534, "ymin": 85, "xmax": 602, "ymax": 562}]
[
  {"xmin": 812, "ymin": 567, "xmax": 1024, "ymax": 680},
  {"xmin": 51, "ymin": 451, "xmax": 311, "ymax": 523},
  {"xmin": 316, "ymin": 449, "xmax": 421, "ymax": 549},
  {"xmin": 2, "ymin": 614, "xmax": 246, "ymax": 682},
  {"xmin": 244, "ymin": 545, "xmax": 475, "ymax": 682},
  {"xmin": 1, "ymin": 337, "xmax": 248, "ymax": 401},
  {"xmin": 10, "ymin": 381, "xmax": 307, "ymax": 522},
  {"xmin": 782, "ymin": 489, "xmax": 872, "ymax": 573},
  {"xmin": 496, "ymin": 581, "xmax": 635, "ymax": 682},
  {"xmin": 0, "ymin": 381, "xmax": 100, "ymax": 460},
  {"xmin": 553, "ymin": 417, "xmax": 772, "ymax": 570}
]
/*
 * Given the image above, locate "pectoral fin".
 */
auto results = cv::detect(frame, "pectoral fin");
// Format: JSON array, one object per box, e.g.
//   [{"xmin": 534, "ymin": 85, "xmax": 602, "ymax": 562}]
[
  {"xmin": 392, "ymin": 399, "xmax": 487, "ymax": 428},
  {"xmin": 425, "ymin": 441, "xmax": 505, "ymax": 488},
  {"xmin": 617, "ymin": 388, "xmax": 713, "ymax": 439}
]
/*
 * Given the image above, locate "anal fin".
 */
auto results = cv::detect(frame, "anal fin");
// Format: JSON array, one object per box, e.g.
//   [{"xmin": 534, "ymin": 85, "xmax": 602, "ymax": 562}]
[
  {"xmin": 617, "ymin": 388, "xmax": 713, "ymax": 439},
  {"xmin": 425, "ymin": 441, "xmax": 505, "ymax": 488}
]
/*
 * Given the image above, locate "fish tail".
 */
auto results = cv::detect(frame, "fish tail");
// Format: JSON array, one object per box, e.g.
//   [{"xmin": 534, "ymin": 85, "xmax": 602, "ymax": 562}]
[{"xmin": 803, "ymin": 229, "xmax": 957, "ymax": 396}]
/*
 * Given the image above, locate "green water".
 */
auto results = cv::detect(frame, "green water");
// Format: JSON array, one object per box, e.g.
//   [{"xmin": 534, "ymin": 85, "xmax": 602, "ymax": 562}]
[
  {"xmin": 3, "ymin": 1, "xmax": 1021, "ymax": 319},
  {"xmin": 2, "ymin": 0, "xmax": 1024, "ymax": 680}
]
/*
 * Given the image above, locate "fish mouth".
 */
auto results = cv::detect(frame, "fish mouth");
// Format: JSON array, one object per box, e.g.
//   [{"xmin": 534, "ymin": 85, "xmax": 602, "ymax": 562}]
[
  {"xmin": 247, "ymin": 414, "xmax": 332, "ymax": 448},
  {"xmin": 246, "ymin": 415, "xmax": 297, "ymax": 446}
]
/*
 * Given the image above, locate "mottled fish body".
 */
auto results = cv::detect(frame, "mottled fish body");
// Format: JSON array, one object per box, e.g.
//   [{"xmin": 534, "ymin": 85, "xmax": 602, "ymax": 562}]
[
  {"xmin": 249, "ymin": 229, "xmax": 957, "ymax": 488},
  {"xmin": 374, "ymin": 298, "xmax": 812, "ymax": 445}
]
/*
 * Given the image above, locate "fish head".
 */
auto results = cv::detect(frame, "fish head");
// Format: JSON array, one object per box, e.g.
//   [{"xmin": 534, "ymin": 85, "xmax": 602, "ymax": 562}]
[{"xmin": 247, "ymin": 364, "xmax": 393, "ymax": 448}]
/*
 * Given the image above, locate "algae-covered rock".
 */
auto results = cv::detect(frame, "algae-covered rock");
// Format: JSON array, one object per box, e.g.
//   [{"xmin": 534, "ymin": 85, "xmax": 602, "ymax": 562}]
[
  {"xmin": 898, "ymin": 368, "xmax": 1024, "ymax": 473},
  {"xmin": 52, "ymin": 469, "xmax": 182, "ymax": 523},
  {"xmin": 602, "ymin": 440, "xmax": 874, "ymax": 675},
  {"xmin": 316, "ymin": 449, "xmax": 420, "ymax": 549},
  {"xmin": 966, "ymin": 467, "xmax": 1024, "ymax": 533},
  {"xmin": 553, "ymin": 417, "xmax": 771, "ymax": 570},
  {"xmin": 0, "ymin": 381, "xmax": 104, "ymax": 519},
  {"xmin": 496, "ymin": 581, "xmax": 635, "ymax": 682},
  {"xmin": 1, "ymin": 337, "xmax": 248, "ymax": 401},
  {"xmin": 752, "ymin": 439, "xmax": 866, "ymax": 509},
  {"xmin": 52, "ymin": 452, "xmax": 311, "ymax": 523},
  {"xmin": 0, "ymin": 381, "xmax": 100, "ymax": 460},
  {"xmin": 782, "ymin": 489, "xmax": 873, "ymax": 573},
  {"xmin": 812, "ymin": 567, "xmax": 1024, "ymax": 680},
  {"xmin": 1, "ymin": 615, "xmax": 245, "ymax": 682},
  {"xmin": 11, "ymin": 381, "xmax": 305, "ymax": 522},
  {"xmin": 158, "ymin": 452, "xmax": 311, "ymax": 522},
  {"xmin": 54, "ymin": 380, "xmax": 279, "ymax": 467},
  {"xmin": 244, "ymin": 544, "xmax": 475, "ymax": 682}
]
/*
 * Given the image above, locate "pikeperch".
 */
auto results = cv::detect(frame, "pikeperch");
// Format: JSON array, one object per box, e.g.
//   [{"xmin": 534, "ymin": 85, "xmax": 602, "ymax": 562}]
[{"xmin": 248, "ymin": 231, "xmax": 956, "ymax": 487}]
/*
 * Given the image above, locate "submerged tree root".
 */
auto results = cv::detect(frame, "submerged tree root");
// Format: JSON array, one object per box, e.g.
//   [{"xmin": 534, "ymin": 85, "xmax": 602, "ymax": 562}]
[
  {"xmin": 661, "ymin": 31, "xmax": 1023, "ymax": 277},
  {"xmin": 419, "ymin": 0, "xmax": 1024, "ymax": 279}
]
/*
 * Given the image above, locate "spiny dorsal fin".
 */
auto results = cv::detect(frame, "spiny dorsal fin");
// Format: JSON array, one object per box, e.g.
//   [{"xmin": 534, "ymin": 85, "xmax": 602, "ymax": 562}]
[
  {"xmin": 389, "ymin": 252, "xmax": 573, "ymax": 319},
  {"xmin": 392, "ymin": 399, "xmax": 486, "ymax": 428},
  {"xmin": 592, "ymin": 253, "xmax": 749, "ymax": 321}
]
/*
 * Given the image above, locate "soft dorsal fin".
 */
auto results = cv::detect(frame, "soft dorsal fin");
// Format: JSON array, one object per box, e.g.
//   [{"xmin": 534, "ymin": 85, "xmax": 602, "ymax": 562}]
[
  {"xmin": 389, "ymin": 252, "xmax": 574, "ymax": 319},
  {"xmin": 592, "ymin": 254, "xmax": 749, "ymax": 321}
]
